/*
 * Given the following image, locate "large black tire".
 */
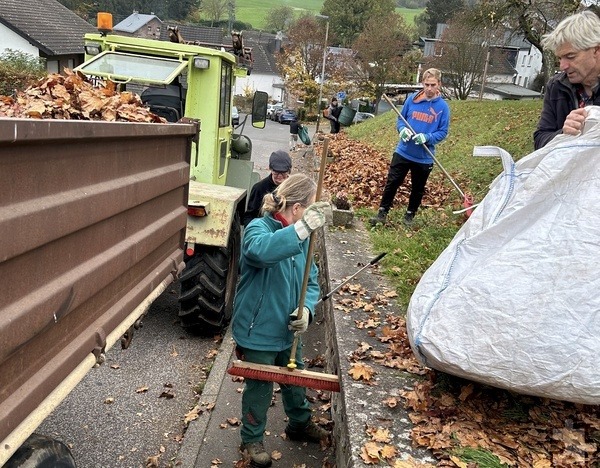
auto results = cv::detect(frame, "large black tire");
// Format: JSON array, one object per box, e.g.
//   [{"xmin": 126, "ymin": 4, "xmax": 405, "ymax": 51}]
[
  {"xmin": 5, "ymin": 433, "xmax": 76, "ymax": 468},
  {"xmin": 178, "ymin": 215, "xmax": 241, "ymax": 335}
]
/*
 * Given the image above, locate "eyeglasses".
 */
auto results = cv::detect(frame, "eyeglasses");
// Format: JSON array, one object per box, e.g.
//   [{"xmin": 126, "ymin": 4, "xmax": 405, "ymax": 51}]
[{"xmin": 271, "ymin": 170, "xmax": 290, "ymax": 178}]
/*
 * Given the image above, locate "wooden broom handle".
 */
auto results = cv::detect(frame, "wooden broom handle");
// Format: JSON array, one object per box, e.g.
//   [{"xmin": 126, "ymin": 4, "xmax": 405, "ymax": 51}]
[{"xmin": 288, "ymin": 138, "xmax": 329, "ymax": 368}]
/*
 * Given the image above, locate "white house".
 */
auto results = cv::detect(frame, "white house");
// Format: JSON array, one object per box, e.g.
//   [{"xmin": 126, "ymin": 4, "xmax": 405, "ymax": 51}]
[
  {"xmin": 233, "ymin": 30, "xmax": 285, "ymax": 102},
  {"xmin": 420, "ymin": 24, "xmax": 542, "ymax": 99},
  {"xmin": 0, "ymin": 0, "xmax": 96, "ymax": 73}
]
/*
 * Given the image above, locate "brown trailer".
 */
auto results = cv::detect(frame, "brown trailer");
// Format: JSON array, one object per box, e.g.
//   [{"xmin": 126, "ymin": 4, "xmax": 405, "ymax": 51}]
[{"xmin": 0, "ymin": 118, "xmax": 197, "ymax": 464}]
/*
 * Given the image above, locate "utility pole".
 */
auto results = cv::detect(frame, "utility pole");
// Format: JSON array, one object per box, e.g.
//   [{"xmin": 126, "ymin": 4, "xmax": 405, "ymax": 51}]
[
  {"xmin": 479, "ymin": 45, "xmax": 490, "ymax": 101},
  {"xmin": 314, "ymin": 15, "xmax": 330, "ymax": 137},
  {"xmin": 228, "ymin": 0, "xmax": 235, "ymax": 33}
]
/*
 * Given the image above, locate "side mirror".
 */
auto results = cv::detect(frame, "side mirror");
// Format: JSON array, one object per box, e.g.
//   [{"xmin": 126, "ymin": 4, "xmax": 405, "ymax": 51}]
[{"xmin": 251, "ymin": 91, "xmax": 268, "ymax": 129}]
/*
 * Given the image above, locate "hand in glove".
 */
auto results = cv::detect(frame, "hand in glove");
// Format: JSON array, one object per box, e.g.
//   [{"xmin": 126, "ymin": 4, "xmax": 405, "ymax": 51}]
[
  {"xmin": 288, "ymin": 307, "xmax": 310, "ymax": 333},
  {"xmin": 398, "ymin": 127, "xmax": 414, "ymax": 142},
  {"xmin": 412, "ymin": 133, "xmax": 428, "ymax": 145},
  {"xmin": 294, "ymin": 201, "xmax": 329, "ymax": 240}
]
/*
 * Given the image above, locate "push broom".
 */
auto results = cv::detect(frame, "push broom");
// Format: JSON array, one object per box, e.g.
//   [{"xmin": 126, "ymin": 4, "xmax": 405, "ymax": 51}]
[
  {"xmin": 382, "ymin": 93, "xmax": 475, "ymax": 217},
  {"xmin": 227, "ymin": 137, "xmax": 341, "ymax": 393}
]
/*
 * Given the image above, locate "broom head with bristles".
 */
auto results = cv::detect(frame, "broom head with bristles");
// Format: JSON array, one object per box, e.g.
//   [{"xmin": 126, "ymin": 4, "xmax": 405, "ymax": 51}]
[{"xmin": 227, "ymin": 360, "xmax": 340, "ymax": 393}]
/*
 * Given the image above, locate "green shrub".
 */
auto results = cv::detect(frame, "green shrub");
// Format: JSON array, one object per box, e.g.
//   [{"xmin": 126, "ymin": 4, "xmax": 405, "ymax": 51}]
[{"xmin": 0, "ymin": 49, "xmax": 46, "ymax": 96}]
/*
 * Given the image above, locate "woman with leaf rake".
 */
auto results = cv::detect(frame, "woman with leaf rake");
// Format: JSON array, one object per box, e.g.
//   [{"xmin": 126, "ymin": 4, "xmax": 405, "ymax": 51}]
[{"xmin": 231, "ymin": 173, "xmax": 330, "ymax": 467}]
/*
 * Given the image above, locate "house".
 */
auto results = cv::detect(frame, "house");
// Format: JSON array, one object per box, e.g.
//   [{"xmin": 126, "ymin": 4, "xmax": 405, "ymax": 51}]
[
  {"xmin": 113, "ymin": 12, "xmax": 162, "ymax": 40},
  {"xmin": 419, "ymin": 24, "xmax": 542, "ymax": 100},
  {"xmin": 0, "ymin": 0, "xmax": 96, "ymax": 73},
  {"xmin": 230, "ymin": 30, "xmax": 285, "ymax": 102}
]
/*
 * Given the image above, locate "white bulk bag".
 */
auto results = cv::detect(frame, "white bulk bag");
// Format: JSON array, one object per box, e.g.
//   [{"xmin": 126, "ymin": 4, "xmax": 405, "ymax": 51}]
[{"xmin": 407, "ymin": 107, "xmax": 600, "ymax": 404}]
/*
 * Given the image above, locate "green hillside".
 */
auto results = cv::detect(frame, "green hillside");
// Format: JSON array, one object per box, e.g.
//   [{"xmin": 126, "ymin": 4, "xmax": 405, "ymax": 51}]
[
  {"xmin": 346, "ymin": 99, "xmax": 543, "ymax": 307},
  {"xmin": 234, "ymin": 0, "xmax": 423, "ymax": 31}
]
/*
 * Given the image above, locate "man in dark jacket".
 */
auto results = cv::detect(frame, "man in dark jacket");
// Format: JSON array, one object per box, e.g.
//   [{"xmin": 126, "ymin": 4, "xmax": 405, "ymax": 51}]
[
  {"xmin": 325, "ymin": 97, "xmax": 342, "ymax": 134},
  {"xmin": 242, "ymin": 150, "xmax": 292, "ymax": 226},
  {"xmin": 289, "ymin": 117, "xmax": 300, "ymax": 151},
  {"xmin": 534, "ymin": 10, "xmax": 600, "ymax": 150}
]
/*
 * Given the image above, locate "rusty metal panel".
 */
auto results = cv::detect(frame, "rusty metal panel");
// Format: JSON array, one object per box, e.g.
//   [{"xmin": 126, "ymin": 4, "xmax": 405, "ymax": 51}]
[
  {"xmin": 186, "ymin": 181, "xmax": 246, "ymax": 247},
  {"xmin": 0, "ymin": 118, "xmax": 196, "ymax": 447}
]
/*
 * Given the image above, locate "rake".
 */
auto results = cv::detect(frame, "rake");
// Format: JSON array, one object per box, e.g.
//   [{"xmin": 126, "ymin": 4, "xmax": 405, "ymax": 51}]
[
  {"xmin": 227, "ymin": 137, "xmax": 341, "ymax": 392},
  {"xmin": 382, "ymin": 93, "xmax": 474, "ymax": 217}
]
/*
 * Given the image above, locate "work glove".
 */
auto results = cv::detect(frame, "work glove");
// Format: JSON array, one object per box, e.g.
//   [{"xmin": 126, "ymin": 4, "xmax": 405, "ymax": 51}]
[
  {"xmin": 398, "ymin": 127, "xmax": 414, "ymax": 142},
  {"xmin": 294, "ymin": 201, "xmax": 329, "ymax": 240},
  {"xmin": 412, "ymin": 133, "xmax": 428, "ymax": 145},
  {"xmin": 289, "ymin": 307, "xmax": 310, "ymax": 333}
]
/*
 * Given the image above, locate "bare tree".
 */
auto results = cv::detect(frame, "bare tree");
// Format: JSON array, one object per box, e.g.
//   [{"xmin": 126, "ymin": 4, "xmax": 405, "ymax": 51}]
[
  {"xmin": 468, "ymin": 0, "xmax": 581, "ymax": 89},
  {"xmin": 202, "ymin": 0, "xmax": 228, "ymax": 25},
  {"xmin": 352, "ymin": 13, "xmax": 415, "ymax": 109},
  {"xmin": 429, "ymin": 13, "xmax": 490, "ymax": 100},
  {"xmin": 264, "ymin": 6, "xmax": 294, "ymax": 33}
]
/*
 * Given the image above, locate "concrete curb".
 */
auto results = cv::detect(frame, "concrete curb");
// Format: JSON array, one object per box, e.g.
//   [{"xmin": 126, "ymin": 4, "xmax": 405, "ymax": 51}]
[{"xmin": 176, "ymin": 327, "xmax": 235, "ymax": 466}]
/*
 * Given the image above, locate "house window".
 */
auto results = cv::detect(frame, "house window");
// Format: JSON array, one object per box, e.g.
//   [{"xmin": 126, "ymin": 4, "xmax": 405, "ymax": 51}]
[
  {"xmin": 528, "ymin": 55, "xmax": 532, "ymax": 66},
  {"xmin": 68, "ymin": 59, "xmax": 75, "ymax": 70},
  {"xmin": 524, "ymin": 77, "xmax": 529, "ymax": 88},
  {"xmin": 47, "ymin": 61, "xmax": 59, "ymax": 73},
  {"xmin": 522, "ymin": 55, "xmax": 526, "ymax": 65}
]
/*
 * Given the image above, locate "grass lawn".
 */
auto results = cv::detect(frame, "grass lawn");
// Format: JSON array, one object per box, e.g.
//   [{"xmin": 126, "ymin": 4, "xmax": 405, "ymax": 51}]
[{"xmin": 235, "ymin": 0, "xmax": 423, "ymax": 30}]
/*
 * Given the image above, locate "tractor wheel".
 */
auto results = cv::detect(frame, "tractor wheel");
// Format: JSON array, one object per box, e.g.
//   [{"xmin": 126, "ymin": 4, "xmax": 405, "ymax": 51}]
[
  {"xmin": 178, "ymin": 216, "xmax": 241, "ymax": 335},
  {"xmin": 5, "ymin": 433, "xmax": 76, "ymax": 468}
]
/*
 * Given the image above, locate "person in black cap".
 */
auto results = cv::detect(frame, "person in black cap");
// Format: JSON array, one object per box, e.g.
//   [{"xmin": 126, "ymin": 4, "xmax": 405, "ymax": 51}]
[{"xmin": 242, "ymin": 150, "xmax": 293, "ymax": 226}]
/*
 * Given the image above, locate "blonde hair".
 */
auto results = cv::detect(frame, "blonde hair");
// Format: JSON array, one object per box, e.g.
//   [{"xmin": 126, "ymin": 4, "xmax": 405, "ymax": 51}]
[
  {"xmin": 262, "ymin": 173, "xmax": 317, "ymax": 215},
  {"xmin": 422, "ymin": 68, "xmax": 442, "ymax": 83}
]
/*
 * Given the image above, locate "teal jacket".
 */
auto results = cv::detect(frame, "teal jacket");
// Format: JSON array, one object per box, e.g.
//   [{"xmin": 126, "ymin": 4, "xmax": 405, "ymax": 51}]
[{"xmin": 231, "ymin": 214, "xmax": 320, "ymax": 351}]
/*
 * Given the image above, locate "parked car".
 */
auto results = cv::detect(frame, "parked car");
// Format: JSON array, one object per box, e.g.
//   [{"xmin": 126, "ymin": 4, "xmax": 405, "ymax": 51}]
[
  {"xmin": 271, "ymin": 107, "xmax": 285, "ymax": 122},
  {"xmin": 278, "ymin": 109, "xmax": 297, "ymax": 124},
  {"xmin": 232, "ymin": 106, "xmax": 239, "ymax": 125},
  {"xmin": 353, "ymin": 111, "xmax": 375, "ymax": 124},
  {"xmin": 267, "ymin": 102, "xmax": 283, "ymax": 119}
]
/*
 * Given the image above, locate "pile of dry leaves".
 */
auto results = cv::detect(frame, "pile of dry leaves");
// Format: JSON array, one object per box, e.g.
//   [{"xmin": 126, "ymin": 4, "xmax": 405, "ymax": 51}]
[
  {"xmin": 337, "ymin": 280, "xmax": 600, "ymax": 467},
  {"xmin": 317, "ymin": 133, "xmax": 454, "ymax": 210},
  {"xmin": 0, "ymin": 69, "xmax": 164, "ymax": 123}
]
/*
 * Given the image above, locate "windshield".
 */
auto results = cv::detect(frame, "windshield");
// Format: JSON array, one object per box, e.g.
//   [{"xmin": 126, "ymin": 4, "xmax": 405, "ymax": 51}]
[{"xmin": 75, "ymin": 51, "xmax": 188, "ymax": 85}]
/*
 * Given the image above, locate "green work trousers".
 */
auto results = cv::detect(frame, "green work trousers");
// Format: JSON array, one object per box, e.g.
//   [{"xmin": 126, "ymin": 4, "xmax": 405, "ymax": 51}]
[{"xmin": 238, "ymin": 342, "xmax": 311, "ymax": 444}]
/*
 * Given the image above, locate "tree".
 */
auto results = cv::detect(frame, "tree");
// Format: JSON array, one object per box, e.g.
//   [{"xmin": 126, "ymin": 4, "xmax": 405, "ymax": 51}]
[
  {"xmin": 0, "ymin": 50, "xmax": 46, "ymax": 96},
  {"xmin": 352, "ymin": 13, "xmax": 415, "ymax": 109},
  {"xmin": 467, "ymin": 0, "xmax": 581, "ymax": 89},
  {"xmin": 419, "ymin": 0, "xmax": 465, "ymax": 37},
  {"xmin": 264, "ymin": 6, "xmax": 295, "ymax": 33},
  {"xmin": 201, "ymin": 0, "xmax": 228, "ymax": 24},
  {"xmin": 275, "ymin": 17, "xmax": 326, "ymax": 110},
  {"xmin": 427, "ymin": 11, "xmax": 506, "ymax": 99},
  {"xmin": 58, "ymin": 0, "xmax": 200, "ymax": 22},
  {"xmin": 321, "ymin": 0, "xmax": 396, "ymax": 47}
]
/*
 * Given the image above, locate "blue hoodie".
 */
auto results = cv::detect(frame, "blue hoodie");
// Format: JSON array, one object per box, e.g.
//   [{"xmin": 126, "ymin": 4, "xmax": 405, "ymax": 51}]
[{"xmin": 395, "ymin": 90, "xmax": 450, "ymax": 164}]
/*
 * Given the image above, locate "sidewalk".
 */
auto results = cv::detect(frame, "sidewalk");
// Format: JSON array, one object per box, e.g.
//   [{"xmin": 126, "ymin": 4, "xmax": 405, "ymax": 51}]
[{"xmin": 176, "ymin": 143, "xmax": 435, "ymax": 467}]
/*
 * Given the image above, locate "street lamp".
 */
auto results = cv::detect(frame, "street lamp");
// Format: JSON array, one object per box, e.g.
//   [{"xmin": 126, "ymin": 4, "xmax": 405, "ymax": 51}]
[{"xmin": 314, "ymin": 15, "xmax": 329, "ymax": 136}]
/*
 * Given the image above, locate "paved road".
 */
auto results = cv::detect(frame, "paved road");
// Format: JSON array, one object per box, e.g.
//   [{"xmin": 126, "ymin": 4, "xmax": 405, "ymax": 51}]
[
  {"xmin": 238, "ymin": 114, "xmax": 315, "ymax": 177},
  {"xmin": 35, "ymin": 117, "xmax": 298, "ymax": 468},
  {"xmin": 37, "ymin": 287, "xmax": 218, "ymax": 468}
]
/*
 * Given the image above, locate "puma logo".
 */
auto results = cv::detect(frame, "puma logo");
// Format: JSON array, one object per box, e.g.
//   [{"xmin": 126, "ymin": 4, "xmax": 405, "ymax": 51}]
[{"xmin": 411, "ymin": 107, "xmax": 443, "ymax": 124}]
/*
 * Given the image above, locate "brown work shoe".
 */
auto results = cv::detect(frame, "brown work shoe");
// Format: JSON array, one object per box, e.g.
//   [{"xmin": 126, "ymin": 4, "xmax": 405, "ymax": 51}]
[
  {"xmin": 240, "ymin": 441, "xmax": 272, "ymax": 467},
  {"xmin": 285, "ymin": 420, "xmax": 330, "ymax": 443}
]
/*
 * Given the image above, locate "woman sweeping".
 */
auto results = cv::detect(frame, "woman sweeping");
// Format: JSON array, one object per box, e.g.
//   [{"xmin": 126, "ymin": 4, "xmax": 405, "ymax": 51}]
[{"xmin": 231, "ymin": 173, "xmax": 330, "ymax": 467}]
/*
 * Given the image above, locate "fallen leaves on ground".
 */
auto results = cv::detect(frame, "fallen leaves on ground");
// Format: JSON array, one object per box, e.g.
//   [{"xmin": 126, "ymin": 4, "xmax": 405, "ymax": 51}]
[
  {"xmin": 318, "ymin": 133, "xmax": 454, "ymax": 209},
  {"xmin": 0, "ymin": 69, "xmax": 166, "ymax": 122},
  {"xmin": 339, "ymin": 280, "xmax": 600, "ymax": 467}
]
